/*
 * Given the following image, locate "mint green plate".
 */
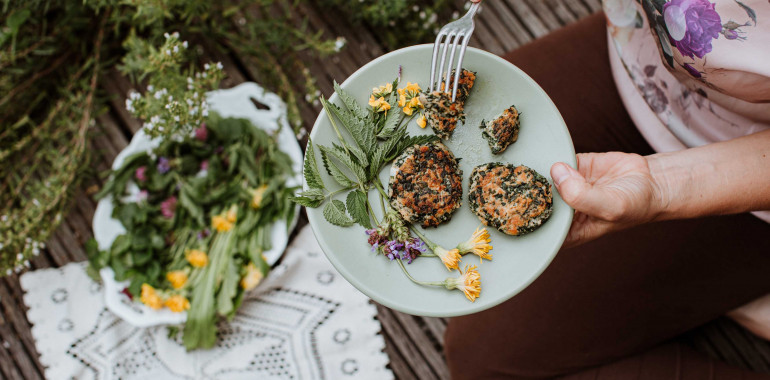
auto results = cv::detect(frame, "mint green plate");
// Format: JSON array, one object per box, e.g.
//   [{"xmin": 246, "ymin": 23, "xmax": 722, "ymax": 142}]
[{"xmin": 306, "ymin": 44, "xmax": 576, "ymax": 317}]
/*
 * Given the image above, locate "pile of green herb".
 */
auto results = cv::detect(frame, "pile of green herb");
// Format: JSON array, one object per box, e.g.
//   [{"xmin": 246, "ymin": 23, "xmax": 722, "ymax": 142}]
[{"xmin": 89, "ymin": 111, "xmax": 297, "ymax": 349}]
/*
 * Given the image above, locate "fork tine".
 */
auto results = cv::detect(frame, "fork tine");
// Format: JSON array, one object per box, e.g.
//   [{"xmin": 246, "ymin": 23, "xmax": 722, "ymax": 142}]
[
  {"xmin": 435, "ymin": 30, "xmax": 457, "ymax": 94},
  {"xmin": 429, "ymin": 31, "xmax": 447, "ymax": 93},
  {"xmin": 443, "ymin": 32, "xmax": 465, "ymax": 99},
  {"xmin": 451, "ymin": 32, "xmax": 473, "ymax": 103}
]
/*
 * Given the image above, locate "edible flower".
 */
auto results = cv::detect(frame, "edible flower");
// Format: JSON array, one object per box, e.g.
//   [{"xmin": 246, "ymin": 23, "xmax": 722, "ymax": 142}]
[
  {"xmin": 135, "ymin": 166, "xmax": 148, "ymax": 182},
  {"xmin": 456, "ymin": 227, "xmax": 493, "ymax": 262},
  {"xmin": 402, "ymin": 238, "xmax": 427, "ymax": 264},
  {"xmin": 186, "ymin": 249, "xmax": 209, "ymax": 268},
  {"xmin": 157, "ymin": 157, "xmax": 171, "ymax": 174},
  {"xmin": 368, "ymin": 95, "xmax": 391, "ymax": 113},
  {"xmin": 250, "ymin": 184, "xmax": 269, "ymax": 209},
  {"xmin": 160, "ymin": 196, "xmax": 177, "ymax": 219},
  {"xmin": 194, "ymin": 123, "xmax": 208, "ymax": 141},
  {"xmin": 212, "ymin": 205, "xmax": 237, "ymax": 232},
  {"xmin": 140, "ymin": 284, "xmax": 163, "ymax": 310},
  {"xmin": 166, "ymin": 270, "xmax": 188, "ymax": 289},
  {"xmin": 434, "ymin": 245, "xmax": 461, "ymax": 271},
  {"xmin": 372, "ymin": 82, "xmax": 393, "ymax": 97},
  {"xmin": 241, "ymin": 262, "xmax": 264, "ymax": 290},
  {"xmin": 397, "ymin": 82, "xmax": 423, "ymax": 115},
  {"xmin": 164, "ymin": 294, "xmax": 190, "ymax": 312},
  {"xmin": 444, "ymin": 265, "xmax": 481, "ymax": 302},
  {"xmin": 417, "ymin": 114, "xmax": 427, "ymax": 128}
]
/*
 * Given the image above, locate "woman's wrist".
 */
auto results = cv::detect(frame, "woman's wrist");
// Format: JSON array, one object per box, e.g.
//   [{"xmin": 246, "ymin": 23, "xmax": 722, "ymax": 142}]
[{"xmin": 645, "ymin": 152, "xmax": 696, "ymax": 222}]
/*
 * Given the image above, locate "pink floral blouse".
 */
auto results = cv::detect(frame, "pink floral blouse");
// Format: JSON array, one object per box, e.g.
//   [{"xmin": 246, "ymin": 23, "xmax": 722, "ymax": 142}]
[{"xmin": 603, "ymin": 0, "xmax": 770, "ymax": 222}]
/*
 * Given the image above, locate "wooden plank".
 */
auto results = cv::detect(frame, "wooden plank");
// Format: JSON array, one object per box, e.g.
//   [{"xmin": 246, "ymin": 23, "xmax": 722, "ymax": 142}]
[
  {"xmin": 582, "ymin": 0, "xmax": 603, "ymax": 13},
  {"xmin": 379, "ymin": 324, "xmax": 418, "ymax": 380},
  {"xmin": 559, "ymin": 0, "xmax": 593, "ymax": 19},
  {"xmin": 391, "ymin": 312, "xmax": 450, "ymax": 379},
  {"xmin": 476, "ymin": 0, "xmax": 532, "ymax": 52},
  {"xmin": 0, "ymin": 324, "xmax": 25, "ymax": 380},
  {"xmin": 421, "ymin": 317, "xmax": 447, "ymax": 348},
  {"xmin": 376, "ymin": 304, "xmax": 439, "ymax": 380},
  {"xmin": 527, "ymin": 0, "xmax": 571, "ymax": 29},
  {"xmin": 545, "ymin": 0, "xmax": 580, "ymax": 25},
  {"xmin": 500, "ymin": 1, "xmax": 552, "ymax": 39},
  {"xmin": 0, "ymin": 283, "xmax": 44, "ymax": 379}
]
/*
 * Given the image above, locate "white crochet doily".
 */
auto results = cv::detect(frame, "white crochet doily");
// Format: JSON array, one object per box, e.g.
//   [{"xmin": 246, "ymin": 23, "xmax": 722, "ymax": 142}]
[{"xmin": 21, "ymin": 226, "xmax": 392, "ymax": 380}]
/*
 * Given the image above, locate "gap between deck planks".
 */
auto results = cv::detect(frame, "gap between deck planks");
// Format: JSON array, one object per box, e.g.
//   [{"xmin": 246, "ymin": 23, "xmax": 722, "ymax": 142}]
[{"xmin": 4, "ymin": 1, "xmax": 770, "ymax": 379}]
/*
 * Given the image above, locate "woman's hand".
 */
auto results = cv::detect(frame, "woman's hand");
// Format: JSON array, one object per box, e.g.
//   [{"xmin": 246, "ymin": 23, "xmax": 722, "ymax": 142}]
[{"xmin": 551, "ymin": 152, "xmax": 666, "ymax": 248}]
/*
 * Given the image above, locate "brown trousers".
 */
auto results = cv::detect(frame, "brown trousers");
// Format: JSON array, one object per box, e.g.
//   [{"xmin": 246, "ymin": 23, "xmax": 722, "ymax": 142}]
[{"xmin": 444, "ymin": 13, "xmax": 770, "ymax": 380}]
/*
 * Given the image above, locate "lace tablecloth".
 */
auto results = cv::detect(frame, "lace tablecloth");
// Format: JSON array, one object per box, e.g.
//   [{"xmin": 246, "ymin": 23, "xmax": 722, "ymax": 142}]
[{"xmin": 21, "ymin": 226, "xmax": 392, "ymax": 380}]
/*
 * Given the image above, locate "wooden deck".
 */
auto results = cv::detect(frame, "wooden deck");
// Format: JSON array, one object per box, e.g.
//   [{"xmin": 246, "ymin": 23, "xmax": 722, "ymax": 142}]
[{"xmin": 3, "ymin": 1, "xmax": 770, "ymax": 379}]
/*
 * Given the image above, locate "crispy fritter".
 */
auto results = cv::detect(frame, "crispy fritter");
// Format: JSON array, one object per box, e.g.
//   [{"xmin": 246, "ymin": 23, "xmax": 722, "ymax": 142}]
[
  {"xmin": 481, "ymin": 105, "xmax": 521, "ymax": 154},
  {"xmin": 389, "ymin": 142, "xmax": 463, "ymax": 228},
  {"xmin": 424, "ymin": 91, "xmax": 465, "ymax": 140},
  {"xmin": 440, "ymin": 69, "xmax": 477, "ymax": 105},
  {"xmin": 469, "ymin": 163, "xmax": 552, "ymax": 236}
]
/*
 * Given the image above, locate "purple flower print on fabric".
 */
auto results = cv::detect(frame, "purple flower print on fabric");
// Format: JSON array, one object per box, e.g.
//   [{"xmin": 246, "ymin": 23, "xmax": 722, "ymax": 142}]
[{"xmin": 663, "ymin": 0, "xmax": 722, "ymax": 59}]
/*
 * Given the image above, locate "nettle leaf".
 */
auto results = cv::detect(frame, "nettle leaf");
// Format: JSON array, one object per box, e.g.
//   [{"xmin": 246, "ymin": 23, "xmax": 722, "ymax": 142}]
[
  {"xmin": 291, "ymin": 188, "xmax": 325, "ymax": 208},
  {"xmin": 337, "ymin": 141, "xmax": 369, "ymax": 167},
  {"xmin": 319, "ymin": 144, "xmax": 366, "ymax": 182},
  {"xmin": 334, "ymin": 81, "xmax": 368, "ymax": 121},
  {"xmin": 320, "ymin": 148, "xmax": 355, "ymax": 188},
  {"xmin": 346, "ymin": 190, "xmax": 371, "ymax": 229},
  {"xmin": 303, "ymin": 139, "xmax": 325, "ymax": 190},
  {"xmin": 323, "ymin": 199, "xmax": 354, "ymax": 227},
  {"xmin": 377, "ymin": 102, "xmax": 404, "ymax": 138},
  {"xmin": 322, "ymin": 97, "xmax": 375, "ymax": 153},
  {"xmin": 368, "ymin": 145, "xmax": 386, "ymax": 180}
]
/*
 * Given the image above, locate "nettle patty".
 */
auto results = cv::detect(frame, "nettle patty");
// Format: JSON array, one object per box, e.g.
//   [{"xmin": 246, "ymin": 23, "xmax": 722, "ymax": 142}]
[
  {"xmin": 480, "ymin": 105, "xmax": 521, "ymax": 155},
  {"xmin": 423, "ymin": 91, "xmax": 465, "ymax": 140},
  {"xmin": 389, "ymin": 142, "xmax": 463, "ymax": 228},
  {"xmin": 469, "ymin": 163, "xmax": 553, "ymax": 236},
  {"xmin": 440, "ymin": 69, "xmax": 477, "ymax": 105}
]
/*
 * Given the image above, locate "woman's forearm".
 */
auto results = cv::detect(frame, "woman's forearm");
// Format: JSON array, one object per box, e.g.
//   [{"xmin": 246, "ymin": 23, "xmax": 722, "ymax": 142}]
[{"xmin": 647, "ymin": 129, "xmax": 770, "ymax": 221}]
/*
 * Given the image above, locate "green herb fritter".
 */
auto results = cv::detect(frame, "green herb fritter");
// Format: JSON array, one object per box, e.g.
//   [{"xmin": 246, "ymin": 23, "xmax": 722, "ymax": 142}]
[
  {"xmin": 469, "ymin": 163, "xmax": 552, "ymax": 236},
  {"xmin": 389, "ymin": 142, "xmax": 463, "ymax": 228},
  {"xmin": 481, "ymin": 105, "xmax": 521, "ymax": 155}
]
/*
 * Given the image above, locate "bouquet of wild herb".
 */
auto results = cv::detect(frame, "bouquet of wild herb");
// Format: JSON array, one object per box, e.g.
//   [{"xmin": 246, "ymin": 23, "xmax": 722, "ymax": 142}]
[{"xmin": 294, "ymin": 76, "xmax": 493, "ymax": 303}]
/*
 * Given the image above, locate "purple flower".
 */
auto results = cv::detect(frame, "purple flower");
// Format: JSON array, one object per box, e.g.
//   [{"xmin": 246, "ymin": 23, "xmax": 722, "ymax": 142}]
[
  {"xmin": 382, "ymin": 240, "xmax": 404, "ymax": 261},
  {"xmin": 663, "ymin": 0, "xmax": 722, "ymax": 59},
  {"xmin": 157, "ymin": 157, "xmax": 171, "ymax": 174},
  {"xmin": 722, "ymin": 29, "xmax": 739, "ymax": 40},
  {"xmin": 195, "ymin": 123, "xmax": 208, "ymax": 141},
  {"xmin": 197, "ymin": 228, "xmax": 211, "ymax": 240},
  {"xmin": 200, "ymin": 160, "xmax": 209, "ymax": 171},
  {"xmin": 402, "ymin": 238, "xmax": 427, "ymax": 264},
  {"xmin": 135, "ymin": 166, "xmax": 148, "ymax": 182},
  {"xmin": 160, "ymin": 196, "xmax": 177, "ymax": 219},
  {"xmin": 366, "ymin": 229, "xmax": 387, "ymax": 252}
]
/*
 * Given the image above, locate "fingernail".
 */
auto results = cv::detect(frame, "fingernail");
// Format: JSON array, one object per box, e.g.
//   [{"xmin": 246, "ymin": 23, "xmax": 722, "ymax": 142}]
[{"xmin": 551, "ymin": 163, "xmax": 571, "ymax": 186}]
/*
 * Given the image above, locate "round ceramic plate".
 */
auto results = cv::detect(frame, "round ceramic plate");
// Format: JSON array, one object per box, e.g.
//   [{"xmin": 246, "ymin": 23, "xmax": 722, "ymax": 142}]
[
  {"xmin": 93, "ymin": 82, "xmax": 302, "ymax": 327},
  {"xmin": 306, "ymin": 44, "xmax": 576, "ymax": 317}
]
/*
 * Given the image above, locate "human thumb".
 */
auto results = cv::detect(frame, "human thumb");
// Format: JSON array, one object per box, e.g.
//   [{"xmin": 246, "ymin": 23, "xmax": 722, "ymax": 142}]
[{"xmin": 550, "ymin": 162, "xmax": 606, "ymax": 216}]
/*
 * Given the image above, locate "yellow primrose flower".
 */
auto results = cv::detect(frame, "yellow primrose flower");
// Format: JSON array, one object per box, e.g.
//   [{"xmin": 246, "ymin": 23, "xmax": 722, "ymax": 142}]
[
  {"xmin": 445, "ymin": 265, "xmax": 481, "ymax": 302},
  {"xmin": 456, "ymin": 227, "xmax": 493, "ymax": 262},
  {"xmin": 250, "ymin": 184, "xmax": 268, "ymax": 209},
  {"xmin": 402, "ymin": 96, "xmax": 423, "ymax": 115},
  {"xmin": 404, "ymin": 82, "xmax": 421, "ymax": 94},
  {"xmin": 166, "ymin": 270, "xmax": 188, "ymax": 289},
  {"xmin": 369, "ymin": 94, "xmax": 379, "ymax": 108},
  {"xmin": 164, "ymin": 294, "xmax": 190, "ymax": 313},
  {"xmin": 370, "ymin": 96, "xmax": 390, "ymax": 113},
  {"xmin": 140, "ymin": 284, "xmax": 163, "ymax": 310},
  {"xmin": 372, "ymin": 82, "xmax": 393, "ymax": 97},
  {"xmin": 186, "ymin": 249, "xmax": 209, "ymax": 268},
  {"xmin": 434, "ymin": 245, "xmax": 461, "ymax": 271},
  {"xmin": 211, "ymin": 215, "xmax": 232, "ymax": 232},
  {"xmin": 417, "ymin": 114, "xmax": 427, "ymax": 128},
  {"xmin": 241, "ymin": 262, "xmax": 264, "ymax": 291},
  {"xmin": 398, "ymin": 93, "xmax": 407, "ymax": 108}
]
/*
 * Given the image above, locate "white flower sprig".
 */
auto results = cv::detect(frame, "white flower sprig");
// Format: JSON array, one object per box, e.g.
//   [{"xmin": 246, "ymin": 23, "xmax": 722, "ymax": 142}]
[{"xmin": 123, "ymin": 32, "xmax": 225, "ymax": 139}]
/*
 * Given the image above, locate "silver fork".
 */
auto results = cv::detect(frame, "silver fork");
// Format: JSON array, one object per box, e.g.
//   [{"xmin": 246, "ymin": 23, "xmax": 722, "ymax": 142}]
[{"xmin": 428, "ymin": 0, "xmax": 482, "ymax": 103}]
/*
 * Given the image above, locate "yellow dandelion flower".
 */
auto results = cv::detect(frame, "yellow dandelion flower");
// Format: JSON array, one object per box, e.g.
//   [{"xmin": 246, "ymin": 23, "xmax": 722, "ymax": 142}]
[
  {"xmin": 166, "ymin": 270, "xmax": 188, "ymax": 289},
  {"xmin": 186, "ymin": 249, "xmax": 209, "ymax": 268},
  {"xmin": 434, "ymin": 246, "xmax": 461, "ymax": 271},
  {"xmin": 241, "ymin": 262, "xmax": 264, "ymax": 291},
  {"xmin": 164, "ymin": 294, "xmax": 190, "ymax": 313},
  {"xmin": 250, "ymin": 184, "xmax": 269, "ymax": 209},
  {"xmin": 140, "ymin": 284, "xmax": 163, "ymax": 310},
  {"xmin": 417, "ymin": 114, "xmax": 427, "ymax": 128},
  {"xmin": 226, "ymin": 205, "xmax": 238, "ymax": 223},
  {"xmin": 445, "ymin": 265, "xmax": 481, "ymax": 302},
  {"xmin": 456, "ymin": 227, "xmax": 493, "ymax": 262}
]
